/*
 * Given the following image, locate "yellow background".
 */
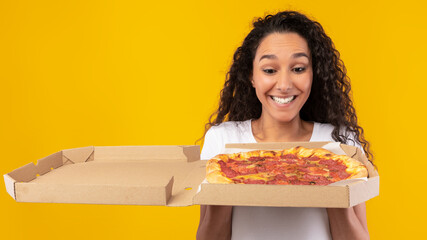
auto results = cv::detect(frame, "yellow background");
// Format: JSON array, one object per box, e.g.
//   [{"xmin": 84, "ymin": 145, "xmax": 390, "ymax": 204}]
[{"xmin": 1, "ymin": 0, "xmax": 426, "ymax": 239}]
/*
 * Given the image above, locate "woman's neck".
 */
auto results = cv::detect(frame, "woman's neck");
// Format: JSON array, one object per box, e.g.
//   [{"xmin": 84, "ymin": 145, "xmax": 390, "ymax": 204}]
[{"xmin": 251, "ymin": 115, "xmax": 314, "ymax": 142}]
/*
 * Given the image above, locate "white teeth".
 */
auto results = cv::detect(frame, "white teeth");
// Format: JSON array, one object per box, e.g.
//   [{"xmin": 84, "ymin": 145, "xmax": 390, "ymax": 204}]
[{"xmin": 271, "ymin": 96, "xmax": 295, "ymax": 104}]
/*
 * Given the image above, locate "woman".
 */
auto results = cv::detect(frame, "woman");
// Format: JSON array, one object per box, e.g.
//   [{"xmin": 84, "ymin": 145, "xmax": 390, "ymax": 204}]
[{"xmin": 197, "ymin": 11, "xmax": 372, "ymax": 240}]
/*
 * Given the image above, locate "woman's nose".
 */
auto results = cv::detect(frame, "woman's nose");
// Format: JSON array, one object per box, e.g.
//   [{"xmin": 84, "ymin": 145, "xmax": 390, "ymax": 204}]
[{"xmin": 276, "ymin": 72, "xmax": 293, "ymax": 91}]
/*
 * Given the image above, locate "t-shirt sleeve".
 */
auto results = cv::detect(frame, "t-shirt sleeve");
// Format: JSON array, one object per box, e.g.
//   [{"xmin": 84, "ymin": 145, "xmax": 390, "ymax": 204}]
[{"xmin": 200, "ymin": 127, "xmax": 223, "ymax": 160}]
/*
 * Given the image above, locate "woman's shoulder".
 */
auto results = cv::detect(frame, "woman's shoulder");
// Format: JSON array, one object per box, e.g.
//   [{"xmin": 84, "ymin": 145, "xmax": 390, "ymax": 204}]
[
  {"xmin": 312, "ymin": 122, "xmax": 352, "ymax": 141},
  {"xmin": 313, "ymin": 122, "xmax": 335, "ymax": 132},
  {"xmin": 311, "ymin": 122, "xmax": 335, "ymax": 141},
  {"xmin": 204, "ymin": 120, "xmax": 254, "ymax": 146},
  {"xmin": 201, "ymin": 120, "xmax": 253, "ymax": 159},
  {"xmin": 312, "ymin": 122, "xmax": 363, "ymax": 150}
]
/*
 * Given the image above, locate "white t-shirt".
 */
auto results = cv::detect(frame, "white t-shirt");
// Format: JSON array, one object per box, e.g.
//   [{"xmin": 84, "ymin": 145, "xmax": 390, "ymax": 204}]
[{"xmin": 201, "ymin": 119, "xmax": 357, "ymax": 240}]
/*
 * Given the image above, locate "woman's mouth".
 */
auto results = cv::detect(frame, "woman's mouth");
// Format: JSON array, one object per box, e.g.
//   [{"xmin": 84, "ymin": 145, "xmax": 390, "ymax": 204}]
[{"xmin": 270, "ymin": 96, "xmax": 296, "ymax": 104}]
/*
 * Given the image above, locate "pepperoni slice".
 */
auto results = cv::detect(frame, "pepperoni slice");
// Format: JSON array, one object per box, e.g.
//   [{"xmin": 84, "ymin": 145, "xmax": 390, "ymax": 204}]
[
  {"xmin": 218, "ymin": 160, "xmax": 238, "ymax": 178},
  {"xmin": 328, "ymin": 164, "xmax": 347, "ymax": 171},
  {"xmin": 236, "ymin": 166, "xmax": 258, "ymax": 175},
  {"xmin": 338, "ymin": 171, "xmax": 351, "ymax": 179},
  {"xmin": 281, "ymin": 154, "xmax": 298, "ymax": 159},
  {"xmin": 222, "ymin": 168, "xmax": 238, "ymax": 178},
  {"xmin": 276, "ymin": 174, "xmax": 288, "ymax": 181}
]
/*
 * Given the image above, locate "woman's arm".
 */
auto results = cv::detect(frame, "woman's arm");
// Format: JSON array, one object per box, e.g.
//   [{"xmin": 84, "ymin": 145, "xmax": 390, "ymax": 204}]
[
  {"xmin": 196, "ymin": 205, "xmax": 232, "ymax": 240},
  {"xmin": 197, "ymin": 127, "xmax": 233, "ymax": 240},
  {"xmin": 327, "ymin": 203, "xmax": 369, "ymax": 240}
]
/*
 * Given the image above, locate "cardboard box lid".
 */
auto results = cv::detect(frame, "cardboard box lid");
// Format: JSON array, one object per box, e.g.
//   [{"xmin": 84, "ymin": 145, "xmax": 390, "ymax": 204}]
[{"xmin": 4, "ymin": 145, "xmax": 205, "ymax": 206}]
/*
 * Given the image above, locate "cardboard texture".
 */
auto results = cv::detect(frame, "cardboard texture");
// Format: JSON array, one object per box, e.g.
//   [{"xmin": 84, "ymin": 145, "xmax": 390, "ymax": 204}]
[
  {"xmin": 4, "ymin": 146, "xmax": 205, "ymax": 206},
  {"xmin": 3, "ymin": 143, "xmax": 379, "ymax": 208}
]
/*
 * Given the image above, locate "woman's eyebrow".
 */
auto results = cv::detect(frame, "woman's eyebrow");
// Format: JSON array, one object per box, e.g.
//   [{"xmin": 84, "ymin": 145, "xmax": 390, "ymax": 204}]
[
  {"xmin": 259, "ymin": 54, "xmax": 277, "ymax": 62},
  {"xmin": 259, "ymin": 52, "xmax": 309, "ymax": 62},
  {"xmin": 292, "ymin": 52, "xmax": 309, "ymax": 59}
]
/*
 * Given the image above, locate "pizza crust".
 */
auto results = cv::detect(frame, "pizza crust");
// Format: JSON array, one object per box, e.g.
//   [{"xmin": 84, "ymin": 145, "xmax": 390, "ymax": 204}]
[
  {"xmin": 348, "ymin": 166, "xmax": 368, "ymax": 179},
  {"xmin": 292, "ymin": 146, "xmax": 317, "ymax": 157},
  {"xmin": 206, "ymin": 159, "xmax": 221, "ymax": 174},
  {"xmin": 206, "ymin": 170, "xmax": 234, "ymax": 184},
  {"xmin": 331, "ymin": 154, "xmax": 368, "ymax": 179}
]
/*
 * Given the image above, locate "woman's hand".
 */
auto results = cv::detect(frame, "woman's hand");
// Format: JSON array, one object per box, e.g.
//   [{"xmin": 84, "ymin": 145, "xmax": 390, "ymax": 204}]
[
  {"xmin": 327, "ymin": 203, "xmax": 369, "ymax": 240},
  {"xmin": 196, "ymin": 205, "xmax": 232, "ymax": 240}
]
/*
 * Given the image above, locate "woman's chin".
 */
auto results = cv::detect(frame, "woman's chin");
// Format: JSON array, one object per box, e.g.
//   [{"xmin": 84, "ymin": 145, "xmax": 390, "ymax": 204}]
[{"xmin": 265, "ymin": 113, "xmax": 301, "ymax": 124}]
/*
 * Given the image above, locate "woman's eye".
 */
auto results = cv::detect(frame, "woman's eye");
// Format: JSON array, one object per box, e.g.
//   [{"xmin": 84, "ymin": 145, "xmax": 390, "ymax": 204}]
[
  {"xmin": 293, "ymin": 67, "xmax": 306, "ymax": 73},
  {"xmin": 263, "ymin": 69, "xmax": 276, "ymax": 74}
]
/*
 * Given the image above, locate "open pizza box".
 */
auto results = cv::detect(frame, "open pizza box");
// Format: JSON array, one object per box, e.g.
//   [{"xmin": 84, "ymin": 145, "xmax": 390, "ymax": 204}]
[{"xmin": 3, "ymin": 142, "xmax": 379, "ymax": 208}]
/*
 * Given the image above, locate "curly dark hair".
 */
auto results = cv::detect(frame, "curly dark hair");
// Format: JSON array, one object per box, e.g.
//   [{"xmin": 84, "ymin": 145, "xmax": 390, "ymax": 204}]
[{"xmin": 203, "ymin": 11, "xmax": 373, "ymax": 163}]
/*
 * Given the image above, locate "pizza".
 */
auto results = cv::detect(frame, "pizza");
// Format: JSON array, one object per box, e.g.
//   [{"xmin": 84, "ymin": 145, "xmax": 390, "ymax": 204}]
[{"xmin": 206, "ymin": 146, "xmax": 368, "ymax": 185}]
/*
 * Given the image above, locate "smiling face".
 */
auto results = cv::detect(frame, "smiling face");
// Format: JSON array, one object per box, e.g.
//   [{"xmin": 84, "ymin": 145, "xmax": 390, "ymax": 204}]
[{"xmin": 252, "ymin": 32, "xmax": 313, "ymax": 124}]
